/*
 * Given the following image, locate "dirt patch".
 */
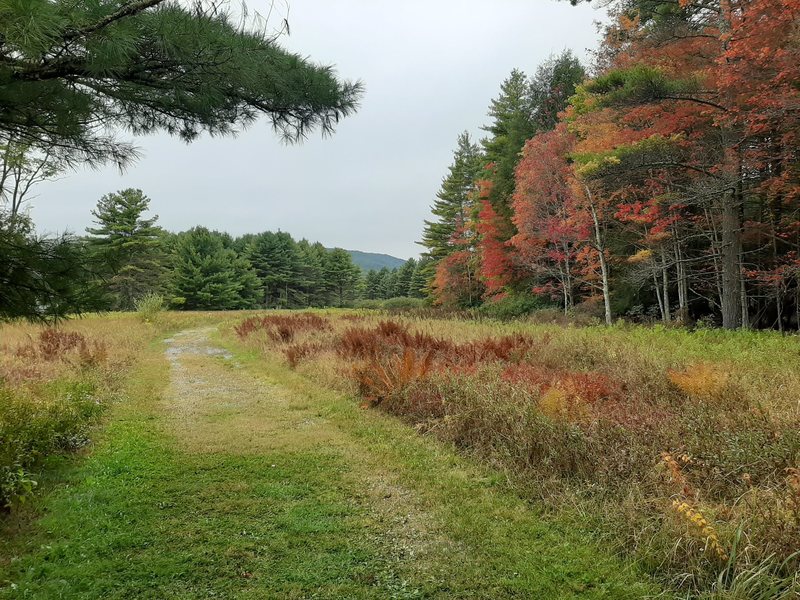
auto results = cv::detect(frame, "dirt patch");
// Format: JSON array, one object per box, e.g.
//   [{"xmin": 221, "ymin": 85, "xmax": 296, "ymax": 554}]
[{"xmin": 163, "ymin": 328, "xmax": 341, "ymax": 454}]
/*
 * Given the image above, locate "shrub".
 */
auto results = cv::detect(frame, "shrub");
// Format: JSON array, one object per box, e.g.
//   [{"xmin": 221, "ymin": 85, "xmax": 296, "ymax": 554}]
[
  {"xmin": 283, "ymin": 342, "xmax": 323, "ymax": 369},
  {"xmin": 14, "ymin": 329, "xmax": 107, "ymax": 367},
  {"xmin": 235, "ymin": 313, "xmax": 331, "ymax": 342},
  {"xmin": 478, "ymin": 294, "xmax": 551, "ymax": 320},
  {"xmin": 352, "ymin": 299, "xmax": 384, "ymax": 310},
  {"xmin": 0, "ymin": 380, "xmax": 102, "ymax": 508},
  {"xmin": 382, "ymin": 297, "xmax": 428, "ymax": 311},
  {"xmin": 352, "ymin": 348, "xmax": 433, "ymax": 407},
  {"xmin": 135, "ymin": 292, "xmax": 166, "ymax": 323}
]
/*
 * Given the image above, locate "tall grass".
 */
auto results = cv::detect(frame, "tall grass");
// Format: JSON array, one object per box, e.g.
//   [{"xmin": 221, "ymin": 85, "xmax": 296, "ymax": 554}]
[{"xmin": 234, "ymin": 311, "xmax": 800, "ymax": 597}]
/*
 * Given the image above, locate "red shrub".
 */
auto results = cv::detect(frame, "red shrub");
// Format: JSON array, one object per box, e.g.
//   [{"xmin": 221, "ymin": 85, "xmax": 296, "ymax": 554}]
[
  {"xmin": 235, "ymin": 313, "xmax": 331, "ymax": 343},
  {"xmin": 352, "ymin": 348, "xmax": 434, "ymax": 407},
  {"xmin": 284, "ymin": 342, "xmax": 322, "ymax": 369},
  {"xmin": 337, "ymin": 321, "xmax": 453, "ymax": 360}
]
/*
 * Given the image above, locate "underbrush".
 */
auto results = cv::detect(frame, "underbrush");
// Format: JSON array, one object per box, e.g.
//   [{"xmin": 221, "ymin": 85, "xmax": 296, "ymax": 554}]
[
  {"xmin": 234, "ymin": 311, "xmax": 800, "ymax": 598},
  {"xmin": 0, "ymin": 313, "xmax": 194, "ymax": 510},
  {"xmin": 0, "ymin": 380, "xmax": 101, "ymax": 507}
]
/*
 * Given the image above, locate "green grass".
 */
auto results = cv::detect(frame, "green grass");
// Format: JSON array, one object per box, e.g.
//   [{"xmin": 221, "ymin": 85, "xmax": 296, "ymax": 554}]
[{"xmin": 0, "ymin": 323, "xmax": 662, "ymax": 598}]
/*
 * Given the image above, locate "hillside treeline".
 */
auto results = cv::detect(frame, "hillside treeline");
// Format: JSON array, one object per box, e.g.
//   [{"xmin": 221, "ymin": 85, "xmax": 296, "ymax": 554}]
[
  {"xmin": 421, "ymin": 0, "xmax": 800, "ymax": 330},
  {"xmin": 2, "ymin": 188, "xmax": 426, "ymax": 317}
]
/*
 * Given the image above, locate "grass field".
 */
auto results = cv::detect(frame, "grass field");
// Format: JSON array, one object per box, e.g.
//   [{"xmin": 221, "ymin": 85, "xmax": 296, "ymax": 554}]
[{"xmin": 1, "ymin": 310, "xmax": 798, "ymax": 598}]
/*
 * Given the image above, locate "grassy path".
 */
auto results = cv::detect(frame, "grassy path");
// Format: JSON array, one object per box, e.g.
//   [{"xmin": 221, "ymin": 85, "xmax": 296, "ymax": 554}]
[{"xmin": 0, "ymin": 325, "xmax": 660, "ymax": 599}]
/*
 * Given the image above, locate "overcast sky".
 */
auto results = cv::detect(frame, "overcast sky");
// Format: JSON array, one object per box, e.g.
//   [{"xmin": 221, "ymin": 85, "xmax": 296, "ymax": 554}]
[{"xmin": 32, "ymin": 0, "xmax": 606, "ymax": 259}]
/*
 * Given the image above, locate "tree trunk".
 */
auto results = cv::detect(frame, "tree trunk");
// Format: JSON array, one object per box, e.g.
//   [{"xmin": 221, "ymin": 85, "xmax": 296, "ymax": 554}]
[
  {"xmin": 662, "ymin": 256, "xmax": 671, "ymax": 323},
  {"xmin": 720, "ymin": 193, "xmax": 742, "ymax": 329},
  {"xmin": 585, "ymin": 186, "xmax": 612, "ymax": 326},
  {"xmin": 653, "ymin": 271, "xmax": 665, "ymax": 321},
  {"xmin": 674, "ymin": 236, "xmax": 689, "ymax": 324}
]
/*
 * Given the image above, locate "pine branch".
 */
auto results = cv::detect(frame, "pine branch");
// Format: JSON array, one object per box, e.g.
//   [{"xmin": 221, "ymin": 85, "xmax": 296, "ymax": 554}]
[{"xmin": 64, "ymin": 0, "xmax": 169, "ymax": 40}]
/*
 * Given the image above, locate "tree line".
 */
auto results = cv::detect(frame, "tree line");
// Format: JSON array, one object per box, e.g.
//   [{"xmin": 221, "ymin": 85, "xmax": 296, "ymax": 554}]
[
  {"xmin": 81, "ymin": 189, "xmax": 424, "ymax": 311},
  {"xmin": 421, "ymin": 0, "xmax": 800, "ymax": 330}
]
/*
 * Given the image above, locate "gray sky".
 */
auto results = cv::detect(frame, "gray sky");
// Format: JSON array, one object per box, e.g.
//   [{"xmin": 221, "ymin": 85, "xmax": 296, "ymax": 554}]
[{"xmin": 32, "ymin": 0, "xmax": 605, "ymax": 259}]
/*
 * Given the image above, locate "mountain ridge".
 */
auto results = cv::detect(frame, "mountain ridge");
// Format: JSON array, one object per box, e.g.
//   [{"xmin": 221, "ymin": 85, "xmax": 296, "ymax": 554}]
[{"xmin": 328, "ymin": 249, "xmax": 406, "ymax": 271}]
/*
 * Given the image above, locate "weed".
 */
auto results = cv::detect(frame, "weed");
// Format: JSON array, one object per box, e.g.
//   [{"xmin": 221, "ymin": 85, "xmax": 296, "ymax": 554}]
[{"xmin": 135, "ymin": 292, "xmax": 166, "ymax": 323}]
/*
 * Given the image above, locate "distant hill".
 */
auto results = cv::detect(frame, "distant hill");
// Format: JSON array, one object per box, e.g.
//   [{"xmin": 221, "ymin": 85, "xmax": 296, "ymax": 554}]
[{"xmin": 344, "ymin": 250, "xmax": 406, "ymax": 271}]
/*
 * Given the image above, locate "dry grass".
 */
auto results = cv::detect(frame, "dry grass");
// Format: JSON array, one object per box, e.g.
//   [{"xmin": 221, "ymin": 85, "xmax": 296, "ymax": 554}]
[{"xmin": 234, "ymin": 310, "xmax": 800, "ymax": 597}]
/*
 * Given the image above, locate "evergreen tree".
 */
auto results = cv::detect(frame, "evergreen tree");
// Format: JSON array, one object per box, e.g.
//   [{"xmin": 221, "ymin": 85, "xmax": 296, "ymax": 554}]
[
  {"xmin": 323, "ymin": 248, "xmax": 362, "ymax": 306},
  {"xmin": 170, "ymin": 227, "xmax": 258, "ymax": 310},
  {"xmin": 85, "ymin": 189, "xmax": 165, "ymax": 310},
  {"xmin": 408, "ymin": 257, "xmax": 433, "ymax": 299},
  {"xmin": 481, "ymin": 69, "xmax": 538, "ymax": 232},
  {"xmin": 530, "ymin": 51, "xmax": 586, "ymax": 131},
  {"xmin": 374, "ymin": 268, "xmax": 391, "ymax": 299},
  {"xmin": 0, "ymin": 215, "xmax": 100, "ymax": 321},
  {"xmin": 421, "ymin": 132, "xmax": 484, "ymax": 261},
  {"xmin": 364, "ymin": 270, "xmax": 383, "ymax": 300},
  {"xmin": 296, "ymin": 240, "xmax": 326, "ymax": 307},
  {"xmin": 394, "ymin": 259, "xmax": 417, "ymax": 297},
  {"xmin": 245, "ymin": 231, "xmax": 303, "ymax": 308}
]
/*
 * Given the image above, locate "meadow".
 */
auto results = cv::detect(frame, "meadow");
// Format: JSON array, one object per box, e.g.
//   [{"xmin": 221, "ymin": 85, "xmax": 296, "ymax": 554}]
[
  {"xmin": 2, "ymin": 309, "xmax": 799, "ymax": 598},
  {"xmin": 233, "ymin": 310, "xmax": 800, "ymax": 597}
]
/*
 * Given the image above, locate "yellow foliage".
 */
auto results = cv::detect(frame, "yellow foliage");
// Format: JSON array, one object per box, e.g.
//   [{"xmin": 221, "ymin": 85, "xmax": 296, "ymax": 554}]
[
  {"xmin": 667, "ymin": 363, "xmax": 729, "ymax": 400},
  {"xmin": 671, "ymin": 500, "xmax": 728, "ymax": 561},
  {"xmin": 538, "ymin": 384, "xmax": 590, "ymax": 422},
  {"xmin": 627, "ymin": 249, "xmax": 653, "ymax": 264}
]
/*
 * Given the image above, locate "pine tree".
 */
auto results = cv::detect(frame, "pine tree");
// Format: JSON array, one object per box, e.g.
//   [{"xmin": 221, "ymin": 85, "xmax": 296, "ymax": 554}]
[
  {"xmin": 364, "ymin": 270, "xmax": 383, "ymax": 300},
  {"xmin": 0, "ymin": 215, "xmax": 100, "ymax": 321},
  {"xmin": 530, "ymin": 51, "xmax": 586, "ymax": 131},
  {"xmin": 481, "ymin": 70, "xmax": 538, "ymax": 230},
  {"xmin": 394, "ymin": 259, "xmax": 417, "ymax": 298},
  {"xmin": 296, "ymin": 240, "xmax": 326, "ymax": 307},
  {"xmin": 245, "ymin": 231, "xmax": 303, "ymax": 308},
  {"xmin": 421, "ymin": 132, "xmax": 484, "ymax": 261},
  {"xmin": 0, "ymin": 0, "xmax": 361, "ymax": 165},
  {"xmin": 377, "ymin": 267, "xmax": 396, "ymax": 299},
  {"xmin": 170, "ymin": 227, "xmax": 258, "ymax": 310},
  {"xmin": 323, "ymin": 248, "xmax": 362, "ymax": 307},
  {"xmin": 85, "ymin": 189, "xmax": 165, "ymax": 310},
  {"xmin": 408, "ymin": 257, "xmax": 433, "ymax": 299}
]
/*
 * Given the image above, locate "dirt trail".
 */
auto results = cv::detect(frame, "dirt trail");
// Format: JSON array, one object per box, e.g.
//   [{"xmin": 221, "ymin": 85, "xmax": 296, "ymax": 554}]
[{"xmin": 163, "ymin": 328, "xmax": 343, "ymax": 453}]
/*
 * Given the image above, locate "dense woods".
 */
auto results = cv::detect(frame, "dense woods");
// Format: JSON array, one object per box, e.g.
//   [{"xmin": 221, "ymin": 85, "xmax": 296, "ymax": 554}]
[
  {"xmin": 80, "ymin": 189, "xmax": 425, "ymax": 311},
  {"xmin": 421, "ymin": 0, "xmax": 800, "ymax": 330}
]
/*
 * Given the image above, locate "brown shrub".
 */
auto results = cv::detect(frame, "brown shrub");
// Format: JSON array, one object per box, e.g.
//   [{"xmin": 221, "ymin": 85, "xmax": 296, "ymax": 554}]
[
  {"xmin": 337, "ymin": 321, "xmax": 453, "ymax": 360},
  {"xmin": 352, "ymin": 348, "xmax": 434, "ymax": 407},
  {"xmin": 284, "ymin": 342, "xmax": 322, "ymax": 369},
  {"xmin": 235, "ymin": 313, "xmax": 331, "ymax": 343},
  {"xmin": 13, "ymin": 329, "xmax": 108, "ymax": 368}
]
